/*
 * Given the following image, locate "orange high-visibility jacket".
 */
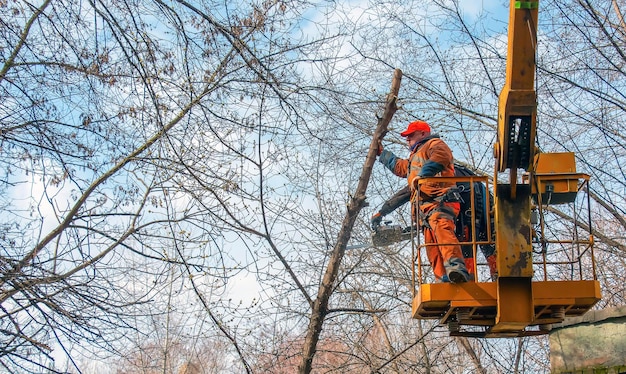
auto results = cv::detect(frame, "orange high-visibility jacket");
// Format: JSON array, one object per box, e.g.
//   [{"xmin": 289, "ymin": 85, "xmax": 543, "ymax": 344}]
[{"xmin": 380, "ymin": 135, "xmax": 455, "ymax": 199}]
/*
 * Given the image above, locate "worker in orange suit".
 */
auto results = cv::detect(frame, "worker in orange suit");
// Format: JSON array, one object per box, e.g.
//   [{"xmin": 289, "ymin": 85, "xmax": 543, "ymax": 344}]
[{"xmin": 375, "ymin": 120, "xmax": 470, "ymax": 283}]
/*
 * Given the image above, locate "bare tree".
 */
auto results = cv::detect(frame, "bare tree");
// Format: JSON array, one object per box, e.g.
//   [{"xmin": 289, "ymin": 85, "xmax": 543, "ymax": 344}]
[
  {"xmin": 1, "ymin": 0, "xmax": 625, "ymax": 373},
  {"xmin": 298, "ymin": 69, "xmax": 401, "ymax": 373},
  {"xmin": 0, "ymin": 0, "xmax": 348, "ymax": 371}
]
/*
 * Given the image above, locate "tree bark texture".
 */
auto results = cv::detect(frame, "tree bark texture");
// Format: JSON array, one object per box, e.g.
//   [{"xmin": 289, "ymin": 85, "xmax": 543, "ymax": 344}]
[{"xmin": 298, "ymin": 68, "xmax": 403, "ymax": 374}]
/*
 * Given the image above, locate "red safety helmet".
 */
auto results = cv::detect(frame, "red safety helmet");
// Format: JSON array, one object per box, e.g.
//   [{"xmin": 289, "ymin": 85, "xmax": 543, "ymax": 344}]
[{"xmin": 400, "ymin": 120, "xmax": 431, "ymax": 137}]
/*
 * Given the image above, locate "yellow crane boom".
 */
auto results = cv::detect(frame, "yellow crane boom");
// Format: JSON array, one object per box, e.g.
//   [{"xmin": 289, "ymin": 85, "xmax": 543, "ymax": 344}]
[{"xmin": 410, "ymin": 0, "xmax": 601, "ymax": 338}]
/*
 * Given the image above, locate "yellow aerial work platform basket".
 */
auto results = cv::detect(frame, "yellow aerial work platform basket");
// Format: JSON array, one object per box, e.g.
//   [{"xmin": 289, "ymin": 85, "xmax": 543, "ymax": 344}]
[{"xmin": 410, "ymin": 167, "xmax": 601, "ymax": 338}]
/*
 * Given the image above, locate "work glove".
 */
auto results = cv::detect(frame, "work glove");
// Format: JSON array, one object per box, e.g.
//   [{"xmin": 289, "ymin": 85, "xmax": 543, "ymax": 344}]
[
  {"xmin": 378, "ymin": 149, "xmax": 397, "ymax": 171},
  {"xmin": 377, "ymin": 140, "xmax": 383, "ymax": 156},
  {"xmin": 370, "ymin": 211, "xmax": 383, "ymax": 231}
]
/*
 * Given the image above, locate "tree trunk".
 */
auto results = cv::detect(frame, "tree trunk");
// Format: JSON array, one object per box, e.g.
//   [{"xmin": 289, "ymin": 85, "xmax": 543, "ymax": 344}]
[{"xmin": 298, "ymin": 68, "xmax": 403, "ymax": 374}]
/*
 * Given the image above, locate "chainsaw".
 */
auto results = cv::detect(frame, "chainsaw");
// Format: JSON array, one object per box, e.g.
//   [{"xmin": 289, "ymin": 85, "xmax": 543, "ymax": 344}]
[{"xmin": 371, "ymin": 222, "xmax": 414, "ymax": 247}]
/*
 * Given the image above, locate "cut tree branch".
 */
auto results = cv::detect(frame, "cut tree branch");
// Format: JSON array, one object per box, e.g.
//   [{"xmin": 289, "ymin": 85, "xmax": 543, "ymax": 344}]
[{"xmin": 298, "ymin": 68, "xmax": 402, "ymax": 374}]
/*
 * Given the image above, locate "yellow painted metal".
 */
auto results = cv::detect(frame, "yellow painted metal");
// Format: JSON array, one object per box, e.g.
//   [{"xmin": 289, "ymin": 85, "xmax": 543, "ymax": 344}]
[
  {"xmin": 495, "ymin": 184, "xmax": 533, "ymax": 278},
  {"xmin": 413, "ymin": 281, "xmax": 601, "ymax": 320},
  {"xmin": 412, "ymin": 280, "xmax": 601, "ymax": 337},
  {"xmin": 412, "ymin": 282, "xmax": 498, "ymax": 320},
  {"xmin": 493, "ymin": 277, "xmax": 533, "ymax": 332},
  {"xmin": 410, "ymin": 172, "xmax": 600, "ymax": 337},
  {"xmin": 534, "ymin": 152, "xmax": 576, "ymax": 173},
  {"xmin": 496, "ymin": 0, "xmax": 539, "ymax": 172},
  {"xmin": 524, "ymin": 152, "xmax": 588, "ymax": 204},
  {"xmin": 533, "ymin": 280, "xmax": 601, "ymax": 308}
]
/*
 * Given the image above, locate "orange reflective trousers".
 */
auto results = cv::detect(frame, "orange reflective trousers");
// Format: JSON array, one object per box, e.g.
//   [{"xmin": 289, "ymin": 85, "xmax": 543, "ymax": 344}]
[{"xmin": 421, "ymin": 201, "xmax": 465, "ymax": 281}]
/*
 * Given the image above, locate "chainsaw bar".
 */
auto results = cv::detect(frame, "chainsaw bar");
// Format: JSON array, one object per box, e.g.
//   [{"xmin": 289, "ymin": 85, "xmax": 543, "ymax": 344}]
[{"xmin": 371, "ymin": 225, "xmax": 414, "ymax": 247}]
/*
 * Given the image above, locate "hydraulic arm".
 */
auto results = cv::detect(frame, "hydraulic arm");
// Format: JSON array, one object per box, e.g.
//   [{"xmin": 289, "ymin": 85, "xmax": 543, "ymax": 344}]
[
  {"xmin": 495, "ymin": 0, "xmax": 538, "ymax": 177},
  {"xmin": 411, "ymin": 0, "xmax": 601, "ymax": 337},
  {"xmin": 492, "ymin": 0, "xmax": 539, "ymax": 333}
]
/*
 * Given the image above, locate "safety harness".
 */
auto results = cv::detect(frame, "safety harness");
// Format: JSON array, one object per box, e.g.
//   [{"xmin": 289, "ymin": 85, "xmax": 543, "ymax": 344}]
[{"xmin": 414, "ymin": 186, "xmax": 462, "ymax": 229}]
